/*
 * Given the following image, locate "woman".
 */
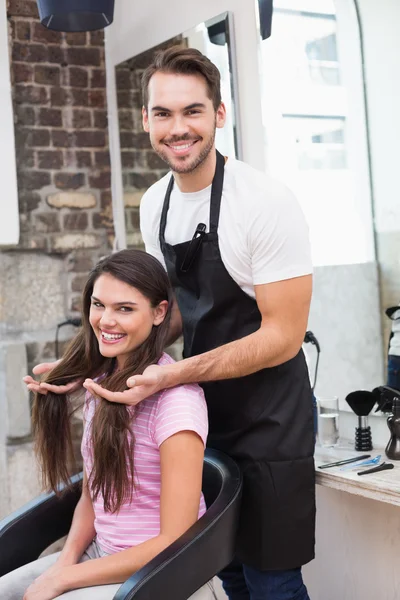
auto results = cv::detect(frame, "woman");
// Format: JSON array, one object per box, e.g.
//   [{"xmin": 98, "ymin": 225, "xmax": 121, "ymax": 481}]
[{"xmin": 1, "ymin": 249, "xmax": 209, "ymax": 600}]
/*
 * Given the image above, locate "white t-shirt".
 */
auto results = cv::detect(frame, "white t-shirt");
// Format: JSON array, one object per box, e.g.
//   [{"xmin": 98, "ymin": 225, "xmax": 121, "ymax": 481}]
[
  {"xmin": 389, "ymin": 307, "xmax": 400, "ymax": 356},
  {"xmin": 140, "ymin": 157, "xmax": 312, "ymax": 298}
]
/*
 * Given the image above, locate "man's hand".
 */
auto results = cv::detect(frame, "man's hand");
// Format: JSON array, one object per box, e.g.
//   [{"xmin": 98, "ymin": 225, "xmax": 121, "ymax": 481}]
[
  {"xmin": 83, "ymin": 364, "xmax": 173, "ymax": 406},
  {"xmin": 23, "ymin": 360, "xmax": 81, "ymax": 395}
]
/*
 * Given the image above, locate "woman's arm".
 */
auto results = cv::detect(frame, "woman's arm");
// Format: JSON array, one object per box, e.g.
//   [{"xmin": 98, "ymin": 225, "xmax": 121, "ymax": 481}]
[
  {"xmin": 56, "ymin": 470, "xmax": 96, "ymax": 566},
  {"xmin": 59, "ymin": 430, "xmax": 204, "ymax": 590}
]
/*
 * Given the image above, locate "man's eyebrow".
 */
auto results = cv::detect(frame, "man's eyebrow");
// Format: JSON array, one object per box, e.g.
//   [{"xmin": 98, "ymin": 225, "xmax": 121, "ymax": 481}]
[
  {"xmin": 151, "ymin": 103, "xmax": 206, "ymax": 112},
  {"xmin": 91, "ymin": 295, "xmax": 137, "ymax": 306}
]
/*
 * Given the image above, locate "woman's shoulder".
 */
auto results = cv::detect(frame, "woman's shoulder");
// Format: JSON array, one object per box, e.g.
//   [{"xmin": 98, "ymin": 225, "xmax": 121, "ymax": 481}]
[{"xmin": 157, "ymin": 353, "xmax": 206, "ymax": 404}]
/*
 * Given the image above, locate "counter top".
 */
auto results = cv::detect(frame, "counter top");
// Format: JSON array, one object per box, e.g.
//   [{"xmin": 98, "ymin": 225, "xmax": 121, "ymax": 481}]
[{"xmin": 314, "ymin": 443, "xmax": 400, "ymax": 506}]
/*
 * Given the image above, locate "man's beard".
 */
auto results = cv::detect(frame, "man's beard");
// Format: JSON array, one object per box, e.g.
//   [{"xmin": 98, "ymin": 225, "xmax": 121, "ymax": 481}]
[{"xmin": 151, "ymin": 127, "xmax": 216, "ymax": 174}]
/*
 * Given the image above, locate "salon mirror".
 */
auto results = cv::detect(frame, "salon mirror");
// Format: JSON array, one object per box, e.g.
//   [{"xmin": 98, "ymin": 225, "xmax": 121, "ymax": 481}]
[
  {"xmin": 258, "ymin": 0, "xmax": 399, "ymax": 411},
  {"xmin": 114, "ymin": 11, "xmax": 241, "ymax": 248}
]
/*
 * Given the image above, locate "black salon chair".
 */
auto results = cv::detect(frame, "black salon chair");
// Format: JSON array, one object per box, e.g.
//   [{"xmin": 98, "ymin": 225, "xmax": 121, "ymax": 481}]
[{"xmin": 0, "ymin": 448, "xmax": 242, "ymax": 599}]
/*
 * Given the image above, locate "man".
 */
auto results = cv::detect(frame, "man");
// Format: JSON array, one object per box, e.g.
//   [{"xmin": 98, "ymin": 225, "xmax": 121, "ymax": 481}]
[{"xmin": 35, "ymin": 47, "xmax": 316, "ymax": 599}]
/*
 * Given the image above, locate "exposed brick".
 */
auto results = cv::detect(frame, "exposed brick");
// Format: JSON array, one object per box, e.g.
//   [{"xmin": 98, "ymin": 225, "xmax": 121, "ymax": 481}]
[
  {"xmin": 32, "ymin": 22, "xmax": 61, "ymax": 44},
  {"xmin": 94, "ymin": 151, "xmax": 110, "ymax": 168},
  {"xmin": 90, "ymin": 69, "xmax": 106, "ymax": 88},
  {"xmin": 129, "ymin": 172, "xmax": 158, "ymax": 188},
  {"xmin": 70, "ymin": 89, "xmax": 89, "ymax": 107},
  {"xmin": 118, "ymin": 110, "xmax": 134, "ymax": 130},
  {"xmin": 15, "ymin": 20, "xmax": 31, "ymax": 41},
  {"xmin": 47, "ymin": 192, "xmax": 96, "ymax": 209},
  {"xmin": 52, "ymin": 130, "xmax": 74, "ymax": 148},
  {"xmin": 66, "ymin": 48, "xmax": 100, "ymax": 67},
  {"xmin": 116, "ymin": 69, "xmax": 132, "ymax": 90},
  {"xmin": 117, "ymin": 90, "xmax": 134, "ymax": 109},
  {"xmin": 54, "ymin": 172, "xmax": 85, "ymax": 190},
  {"xmin": 71, "ymin": 274, "xmax": 88, "ymax": 293},
  {"xmin": 76, "ymin": 151, "xmax": 92, "ymax": 168},
  {"xmin": 90, "ymin": 31, "xmax": 104, "ymax": 46},
  {"xmin": 124, "ymin": 192, "xmax": 143, "ymax": 208},
  {"xmin": 70, "ymin": 296, "xmax": 82, "ymax": 312},
  {"xmin": 89, "ymin": 170, "xmax": 111, "ymax": 189},
  {"xmin": 133, "ymin": 132, "xmax": 152, "ymax": 149},
  {"xmin": 18, "ymin": 170, "xmax": 51, "ymax": 191},
  {"xmin": 100, "ymin": 191, "xmax": 112, "ymax": 209},
  {"xmin": 14, "ymin": 84, "xmax": 48, "ymax": 105},
  {"xmin": 38, "ymin": 150, "xmax": 63, "ymax": 170},
  {"xmin": 18, "ymin": 192, "xmax": 41, "ymax": 213},
  {"xmin": 19, "ymin": 233, "xmax": 48, "ymax": 251},
  {"xmin": 34, "ymin": 213, "xmax": 60, "ymax": 233},
  {"xmin": 119, "ymin": 132, "xmax": 134, "ymax": 148},
  {"xmin": 69, "ymin": 67, "xmax": 88, "ymax": 88},
  {"xmin": 64, "ymin": 212, "xmax": 89, "ymax": 231},
  {"xmin": 147, "ymin": 151, "xmax": 167, "ymax": 169},
  {"xmin": 15, "ymin": 127, "xmax": 33, "ymax": 148},
  {"xmin": 130, "ymin": 209, "xmax": 140, "ymax": 230},
  {"xmin": 15, "ymin": 105, "xmax": 35, "ymax": 126},
  {"xmin": 72, "ymin": 109, "xmax": 92, "ymax": 129},
  {"xmin": 12, "ymin": 62, "xmax": 33, "ymax": 83},
  {"xmin": 121, "ymin": 152, "xmax": 135, "ymax": 168},
  {"xmin": 17, "ymin": 148, "xmax": 35, "ymax": 168},
  {"xmin": 8, "ymin": 0, "xmax": 38, "ymax": 18},
  {"xmin": 89, "ymin": 90, "xmax": 105, "ymax": 108},
  {"xmin": 49, "ymin": 233, "xmax": 101, "ymax": 253},
  {"xmin": 94, "ymin": 110, "xmax": 107, "ymax": 129},
  {"xmin": 75, "ymin": 130, "xmax": 106, "ymax": 148},
  {"xmin": 65, "ymin": 32, "xmax": 87, "ymax": 46},
  {"xmin": 47, "ymin": 45, "xmax": 65, "ymax": 64},
  {"xmin": 29, "ymin": 129, "xmax": 51, "ymax": 147},
  {"xmin": 67, "ymin": 253, "xmax": 93, "ymax": 272},
  {"xmin": 34, "ymin": 65, "xmax": 60, "ymax": 86},
  {"xmin": 38, "ymin": 108, "xmax": 62, "ymax": 127},
  {"xmin": 50, "ymin": 86, "xmax": 69, "ymax": 107},
  {"xmin": 12, "ymin": 42, "xmax": 47, "ymax": 63}
]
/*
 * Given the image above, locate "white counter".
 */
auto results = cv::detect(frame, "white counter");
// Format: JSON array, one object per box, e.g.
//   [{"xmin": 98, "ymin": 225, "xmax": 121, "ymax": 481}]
[{"xmin": 303, "ymin": 442, "xmax": 400, "ymax": 600}]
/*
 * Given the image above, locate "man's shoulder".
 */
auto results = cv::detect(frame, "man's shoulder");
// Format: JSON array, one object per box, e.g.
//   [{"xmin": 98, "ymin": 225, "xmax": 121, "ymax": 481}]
[{"xmin": 226, "ymin": 158, "xmax": 298, "ymax": 208}]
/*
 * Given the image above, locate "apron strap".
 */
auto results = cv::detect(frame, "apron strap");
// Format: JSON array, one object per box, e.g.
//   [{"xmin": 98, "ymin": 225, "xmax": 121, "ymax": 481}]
[
  {"xmin": 209, "ymin": 150, "xmax": 226, "ymax": 234},
  {"xmin": 159, "ymin": 175, "xmax": 174, "ymax": 250}
]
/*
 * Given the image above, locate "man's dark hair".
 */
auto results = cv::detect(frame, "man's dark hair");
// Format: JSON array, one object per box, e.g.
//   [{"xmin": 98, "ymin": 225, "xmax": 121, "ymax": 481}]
[{"xmin": 141, "ymin": 46, "xmax": 222, "ymax": 111}]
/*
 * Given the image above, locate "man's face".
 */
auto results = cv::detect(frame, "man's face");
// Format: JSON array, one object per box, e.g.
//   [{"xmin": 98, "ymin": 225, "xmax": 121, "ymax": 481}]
[{"xmin": 143, "ymin": 72, "xmax": 226, "ymax": 174}]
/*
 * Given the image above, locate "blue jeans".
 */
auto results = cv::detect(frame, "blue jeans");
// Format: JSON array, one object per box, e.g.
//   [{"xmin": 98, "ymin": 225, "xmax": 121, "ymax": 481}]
[
  {"xmin": 219, "ymin": 559, "xmax": 310, "ymax": 600},
  {"xmin": 388, "ymin": 355, "xmax": 400, "ymax": 391}
]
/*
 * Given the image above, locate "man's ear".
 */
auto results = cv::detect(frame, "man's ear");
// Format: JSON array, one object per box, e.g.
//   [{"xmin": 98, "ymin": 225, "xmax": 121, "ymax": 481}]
[
  {"xmin": 153, "ymin": 300, "xmax": 168, "ymax": 326},
  {"xmin": 216, "ymin": 102, "xmax": 227, "ymax": 129},
  {"xmin": 142, "ymin": 106, "xmax": 150, "ymax": 132}
]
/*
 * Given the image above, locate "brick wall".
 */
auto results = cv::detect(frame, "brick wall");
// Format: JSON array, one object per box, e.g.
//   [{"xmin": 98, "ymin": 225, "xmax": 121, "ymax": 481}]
[{"xmin": 7, "ymin": 0, "xmax": 113, "ymax": 319}]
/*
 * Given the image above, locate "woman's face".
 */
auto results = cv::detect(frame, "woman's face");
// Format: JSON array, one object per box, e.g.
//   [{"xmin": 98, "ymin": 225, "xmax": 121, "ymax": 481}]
[{"xmin": 89, "ymin": 273, "xmax": 167, "ymax": 367}]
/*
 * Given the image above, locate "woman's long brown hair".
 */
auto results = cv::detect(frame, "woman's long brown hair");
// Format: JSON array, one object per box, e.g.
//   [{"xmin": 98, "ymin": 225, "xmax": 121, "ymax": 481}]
[{"xmin": 32, "ymin": 249, "xmax": 172, "ymax": 513}]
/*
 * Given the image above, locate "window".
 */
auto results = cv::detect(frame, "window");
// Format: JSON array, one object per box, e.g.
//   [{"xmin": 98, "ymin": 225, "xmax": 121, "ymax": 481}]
[{"xmin": 260, "ymin": 0, "xmax": 374, "ymax": 266}]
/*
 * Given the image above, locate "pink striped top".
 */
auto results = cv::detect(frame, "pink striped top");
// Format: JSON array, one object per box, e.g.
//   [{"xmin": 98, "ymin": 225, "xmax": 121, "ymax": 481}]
[{"xmin": 81, "ymin": 353, "xmax": 208, "ymax": 555}]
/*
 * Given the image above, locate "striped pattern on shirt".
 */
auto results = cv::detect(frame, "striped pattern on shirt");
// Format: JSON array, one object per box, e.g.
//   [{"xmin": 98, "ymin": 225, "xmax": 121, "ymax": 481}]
[{"xmin": 81, "ymin": 352, "xmax": 208, "ymax": 555}]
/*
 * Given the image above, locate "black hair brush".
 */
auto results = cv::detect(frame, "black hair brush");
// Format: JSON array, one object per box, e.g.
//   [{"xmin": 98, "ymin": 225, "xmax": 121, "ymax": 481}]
[{"xmin": 345, "ymin": 390, "xmax": 376, "ymax": 451}]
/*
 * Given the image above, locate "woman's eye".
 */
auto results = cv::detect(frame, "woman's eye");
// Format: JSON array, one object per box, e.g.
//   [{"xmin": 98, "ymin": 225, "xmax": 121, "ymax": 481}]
[
  {"xmin": 92, "ymin": 301, "xmax": 103, "ymax": 308},
  {"xmin": 119, "ymin": 306, "xmax": 133, "ymax": 312}
]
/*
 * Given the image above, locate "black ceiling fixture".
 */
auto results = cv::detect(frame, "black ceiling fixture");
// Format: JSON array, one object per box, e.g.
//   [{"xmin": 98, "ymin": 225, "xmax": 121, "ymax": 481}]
[
  {"xmin": 258, "ymin": 0, "xmax": 273, "ymax": 40},
  {"xmin": 36, "ymin": 0, "xmax": 115, "ymax": 32}
]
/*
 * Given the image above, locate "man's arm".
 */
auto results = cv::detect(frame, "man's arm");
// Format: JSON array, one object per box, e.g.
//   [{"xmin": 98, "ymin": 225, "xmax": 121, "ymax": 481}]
[
  {"xmin": 83, "ymin": 274, "xmax": 312, "ymax": 405},
  {"xmin": 164, "ymin": 273, "xmax": 312, "ymax": 385}
]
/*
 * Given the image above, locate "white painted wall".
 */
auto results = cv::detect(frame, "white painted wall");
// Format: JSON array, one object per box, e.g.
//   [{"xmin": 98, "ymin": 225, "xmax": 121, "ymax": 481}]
[{"xmin": 0, "ymin": 0, "xmax": 19, "ymax": 246}]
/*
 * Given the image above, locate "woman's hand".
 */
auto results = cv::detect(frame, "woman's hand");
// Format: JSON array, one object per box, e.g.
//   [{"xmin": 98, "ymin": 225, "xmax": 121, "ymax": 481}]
[
  {"xmin": 23, "ymin": 564, "xmax": 71, "ymax": 600},
  {"xmin": 83, "ymin": 363, "xmax": 173, "ymax": 406},
  {"xmin": 23, "ymin": 361, "xmax": 81, "ymax": 396}
]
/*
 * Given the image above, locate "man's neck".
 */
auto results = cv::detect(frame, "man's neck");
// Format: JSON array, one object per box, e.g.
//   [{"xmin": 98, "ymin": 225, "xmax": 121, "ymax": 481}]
[{"xmin": 173, "ymin": 148, "xmax": 217, "ymax": 193}]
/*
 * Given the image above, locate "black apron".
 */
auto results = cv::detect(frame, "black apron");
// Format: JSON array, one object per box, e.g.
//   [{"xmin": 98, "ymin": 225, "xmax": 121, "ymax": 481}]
[{"xmin": 159, "ymin": 151, "xmax": 315, "ymax": 570}]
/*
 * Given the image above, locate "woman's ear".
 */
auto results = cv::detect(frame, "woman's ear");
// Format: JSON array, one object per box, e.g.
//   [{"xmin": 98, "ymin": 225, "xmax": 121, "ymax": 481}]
[{"xmin": 153, "ymin": 300, "xmax": 168, "ymax": 326}]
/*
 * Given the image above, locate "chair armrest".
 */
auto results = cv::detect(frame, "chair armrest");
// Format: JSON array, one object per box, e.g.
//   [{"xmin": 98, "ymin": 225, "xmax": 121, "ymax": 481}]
[
  {"xmin": 0, "ymin": 473, "xmax": 83, "ymax": 576},
  {"xmin": 114, "ymin": 450, "xmax": 242, "ymax": 600}
]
